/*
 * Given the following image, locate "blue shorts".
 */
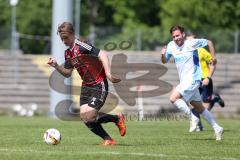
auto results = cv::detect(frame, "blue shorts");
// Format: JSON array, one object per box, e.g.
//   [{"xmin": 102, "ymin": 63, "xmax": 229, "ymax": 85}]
[{"xmin": 199, "ymin": 78, "xmax": 213, "ymax": 103}]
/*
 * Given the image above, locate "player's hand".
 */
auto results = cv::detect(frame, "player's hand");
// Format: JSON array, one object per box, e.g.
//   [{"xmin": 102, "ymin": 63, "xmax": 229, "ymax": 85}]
[
  {"xmin": 212, "ymin": 58, "xmax": 217, "ymax": 65},
  {"xmin": 47, "ymin": 57, "xmax": 58, "ymax": 68},
  {"xmin": 160, "ymin": 46, "xmax": 167, "ymax": 55},
  {"xmin": 202, "ymin": 78, "xmax": 210, "ymax": 86},
  {"xmin": 106, "ymin": 74, "xmax": 121, "ymax": 83}
]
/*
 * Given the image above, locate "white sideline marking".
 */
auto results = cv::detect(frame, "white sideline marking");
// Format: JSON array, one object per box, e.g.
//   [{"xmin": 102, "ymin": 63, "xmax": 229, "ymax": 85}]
[
  {"xmin": 0, "ymin": 148, "xmax": 239, "ymax": 160},
  {"xmin": 90, "ymin": 151, "xmax": 167, "ymax": 157}
]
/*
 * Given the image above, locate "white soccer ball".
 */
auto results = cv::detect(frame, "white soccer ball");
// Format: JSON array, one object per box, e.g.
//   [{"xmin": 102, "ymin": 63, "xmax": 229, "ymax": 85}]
[{"xmin": 43, "ymin": 128, "xmax": 61, "ymax": 145}]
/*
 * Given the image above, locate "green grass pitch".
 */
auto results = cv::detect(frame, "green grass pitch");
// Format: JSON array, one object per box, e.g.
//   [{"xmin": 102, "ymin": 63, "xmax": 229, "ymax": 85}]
[{"xmin": 0, "ymin": 116, "xmax": 239, "ymax": 160}]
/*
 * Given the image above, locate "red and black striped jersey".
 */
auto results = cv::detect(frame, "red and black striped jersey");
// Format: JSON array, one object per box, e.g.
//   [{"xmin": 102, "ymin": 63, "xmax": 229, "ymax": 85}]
[{"xmin": 64, "ymin": 39, "xmax": 106, "ymax": 86}]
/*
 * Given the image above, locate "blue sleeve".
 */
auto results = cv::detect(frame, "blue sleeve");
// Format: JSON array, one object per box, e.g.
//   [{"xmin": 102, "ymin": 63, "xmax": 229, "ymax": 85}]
[
  {"xmin": 165, "ymin": 44, "xmax": 172, "ymax": 62},
  {"xmin": 165, "ymin": 52, "xmax": 172, "ymax": 62}
]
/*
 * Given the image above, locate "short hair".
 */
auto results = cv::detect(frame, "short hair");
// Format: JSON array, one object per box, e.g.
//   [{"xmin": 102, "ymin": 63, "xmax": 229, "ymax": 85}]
[
  {"xmin": 170, "ymin": 25, "xmax": 184, "ymax": 34},
  {"xmin": 57, "ymin": 22, "xmax": 74, "ymax": 35}
]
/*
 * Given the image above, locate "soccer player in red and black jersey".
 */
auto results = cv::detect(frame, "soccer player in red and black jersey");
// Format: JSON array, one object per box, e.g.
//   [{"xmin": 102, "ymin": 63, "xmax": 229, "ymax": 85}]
[{"xmin": 47, "ymin": 22, "xmax": 126, "ymax": 146}]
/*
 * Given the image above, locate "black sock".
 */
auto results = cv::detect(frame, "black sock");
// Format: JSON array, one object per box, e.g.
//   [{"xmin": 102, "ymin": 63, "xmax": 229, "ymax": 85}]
[
  {"xmin": 210, "ymin": 97, "xmax": 219, "ymax": 109},
  {"xmin": 85, "ymin": 121, "xmax": 112, "ymax": 140},
  {"xmin": 97, "ymin": 113, "xmax": 119, "ymax": 124},
  {"xmin": 191, "ymin": 108, "xmax": 200, "ymax": 118}
]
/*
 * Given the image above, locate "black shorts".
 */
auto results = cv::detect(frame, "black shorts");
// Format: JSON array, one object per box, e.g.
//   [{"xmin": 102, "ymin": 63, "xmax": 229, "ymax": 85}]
[
  {"xmin": 80, "ymin": 79, "xmax": 108, "ymax": 110},
  {"xmin": 199, "ymin": 78, "xmax": 213, "ymax": 103}
]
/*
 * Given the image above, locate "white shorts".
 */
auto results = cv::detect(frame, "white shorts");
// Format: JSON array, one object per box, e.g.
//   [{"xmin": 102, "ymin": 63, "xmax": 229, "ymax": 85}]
[{"xmin": 176, "ymin": 80, "xmax": 201, "ymax": 103}]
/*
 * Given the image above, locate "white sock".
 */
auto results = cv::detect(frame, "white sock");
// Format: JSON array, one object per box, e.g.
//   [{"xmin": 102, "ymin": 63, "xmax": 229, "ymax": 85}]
[
  {"xmin": 174, "ymin": 99, "xmax": 191, "ymax": 118},
  {"xmin": 201, "ymin": 109, "xmax": 221, "ymax": 131}
]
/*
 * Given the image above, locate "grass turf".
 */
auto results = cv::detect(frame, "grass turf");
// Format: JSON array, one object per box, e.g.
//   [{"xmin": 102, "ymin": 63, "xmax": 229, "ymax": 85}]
[{"xmin": 0, "ymin": 116, "xmax": 239, "ymax": 160}]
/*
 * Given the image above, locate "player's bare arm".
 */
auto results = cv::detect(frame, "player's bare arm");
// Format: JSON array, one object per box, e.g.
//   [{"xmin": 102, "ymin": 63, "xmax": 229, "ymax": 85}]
[
  {"xmin": 208, "ymin": 40, "xmax": 217, "ymax": 65},
  {"xmin": 208, "ymin": 60, "xmax": 216, "ymax": 78},
  {"xmin": 202, "ymin": 61, "xmax": 216, "ymax": 85},
  {"xmin": 202, "ymin": 60, "xmax": 216, "ymax": 86},
  {"xmin": 47, "ymin": 57, "xmax": 73, "ymax": 78},
  {"xmin": 98, "ymin": 50, "xmax": 121, "ymax": 83},
  {"xmin": 160, "ymin": 46, "xmax": 167, "ymax": 64}
]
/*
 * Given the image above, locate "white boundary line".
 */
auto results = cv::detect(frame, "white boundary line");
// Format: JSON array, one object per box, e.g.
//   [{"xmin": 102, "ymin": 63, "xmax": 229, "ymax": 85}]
[{"xmin": 0, "ymin": 148, "xmax": 239, "ymax": 160}]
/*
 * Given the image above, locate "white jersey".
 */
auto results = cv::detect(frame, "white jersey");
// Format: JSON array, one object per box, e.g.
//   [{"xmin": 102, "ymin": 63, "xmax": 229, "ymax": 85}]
[{"xmin": 165, "ymin": 39, "xmax": 208, "ymax": 84}]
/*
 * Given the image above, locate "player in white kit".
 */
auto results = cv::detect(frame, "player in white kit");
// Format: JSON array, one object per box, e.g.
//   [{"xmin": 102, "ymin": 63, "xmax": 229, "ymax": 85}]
[{"xmin": 160, "ymin": 25, "xmax": 223, "ymax": 140}]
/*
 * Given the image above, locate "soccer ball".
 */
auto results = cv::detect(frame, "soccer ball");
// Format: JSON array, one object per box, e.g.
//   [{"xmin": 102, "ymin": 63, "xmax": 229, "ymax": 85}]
[{"xmin": 43, "ymin": 128, "xmax": 61, "ymax": 145}]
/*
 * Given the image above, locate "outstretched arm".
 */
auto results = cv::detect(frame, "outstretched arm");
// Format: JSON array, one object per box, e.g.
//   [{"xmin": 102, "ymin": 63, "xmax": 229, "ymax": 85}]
[
  {"xmin": 98, "ymin": 50, "xmax": 121, "ymax": 83},
  {"xmin": 47, "ymin": 57, "xmax": 73, "ymax": 78}
]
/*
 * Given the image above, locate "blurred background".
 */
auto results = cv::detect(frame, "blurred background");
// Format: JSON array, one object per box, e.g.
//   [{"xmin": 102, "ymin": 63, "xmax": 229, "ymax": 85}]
[{"xmin": 0, "ymin": 0, "xmax": 240, "ymax": 119}]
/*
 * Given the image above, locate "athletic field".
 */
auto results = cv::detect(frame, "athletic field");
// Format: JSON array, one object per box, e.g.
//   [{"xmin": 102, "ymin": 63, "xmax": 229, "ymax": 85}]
[{"xmin": 0, "ymin": 116, "xmax": 239, "ymax": 160}]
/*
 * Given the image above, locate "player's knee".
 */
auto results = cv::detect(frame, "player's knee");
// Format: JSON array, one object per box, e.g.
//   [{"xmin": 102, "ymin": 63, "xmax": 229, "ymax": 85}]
[
  {"xmin": 81, "ymin": 116, "xmax": 96, "ymax": 122},
  {"xmin": 80, "ymin": 112, "xmax": 97, "ymax": 122},
  {"xmin": 169, "ymin": 93, "xmax": 179, "ymax": 104},
  {"xmin": 170, "ymin": 99, "xmax": 175, "ymax": 104},
  {"xmin": 80, "ymin": 112, "xmax": 86, "ymax": 121},
  {"xmin": 169, "ymin": 97, "xmax": 177, "ymax": 104},
  {"xmin": 87, "ymin": 115, "xmax": 97, "ymax": 122}
]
